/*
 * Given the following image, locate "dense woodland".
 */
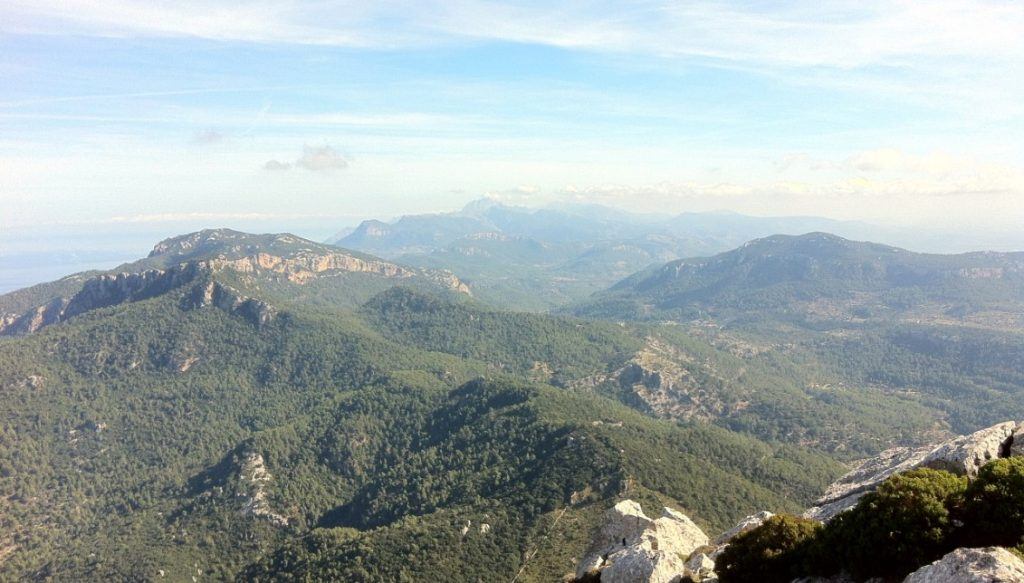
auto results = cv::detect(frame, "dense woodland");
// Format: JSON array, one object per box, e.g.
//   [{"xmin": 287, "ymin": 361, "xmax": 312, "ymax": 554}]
[{"xmin": 1, "ymin": 228, "xmax": 1023, "ymax": 580}]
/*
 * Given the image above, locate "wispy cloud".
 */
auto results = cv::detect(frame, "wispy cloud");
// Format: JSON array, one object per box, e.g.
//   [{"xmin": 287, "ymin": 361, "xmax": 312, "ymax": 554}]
[
  {"xmin": 6, "ymin": 1, "xmax": 1021, "ymax": 67},
  {"xmin": 6, "ymin": 1, "xmax": 1020, "ymax": 120}
]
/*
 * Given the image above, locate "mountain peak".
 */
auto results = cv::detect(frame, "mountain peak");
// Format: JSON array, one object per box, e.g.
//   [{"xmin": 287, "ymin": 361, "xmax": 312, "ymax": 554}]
[
  {"xmin": 460, "ymin": 196, "xmax": 511, "ymax": 216},
  {"xmin": 146, "ymin": 230, "xmax": 337, "ymax": 266}
]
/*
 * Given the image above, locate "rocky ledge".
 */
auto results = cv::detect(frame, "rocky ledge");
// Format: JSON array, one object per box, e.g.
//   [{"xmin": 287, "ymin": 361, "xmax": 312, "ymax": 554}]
[
  {"xmin": 0, "ymin": 264, "xmax": 278, "ymax": 336},
  {"xmin": 576, "ymin": 420, "xmax": 1024, "ymax": 583},
  {"xmin": 806, "ymin": 421, "xmax": 1020, "ymax": 521},
  {"xmin": 903, "ymin": 547, "xmax": 1024, "ymax": 582}
]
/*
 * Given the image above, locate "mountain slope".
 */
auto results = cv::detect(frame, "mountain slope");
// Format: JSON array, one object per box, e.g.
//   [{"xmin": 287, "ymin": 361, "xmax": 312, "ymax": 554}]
[
  {"xmin": 577, "ymin": 232, "xmax": 1024, "ymax": 327},
  {"xmin": 573, "ymin": 232, "xmax": 1024, "ymax": 440},
  {"xmin": 0, "ymin": 229, "xmax": 470, "ymax": 336},
  {"xmin": 0, "ymin": 231, "xmax": 843, "ymax": 581}
]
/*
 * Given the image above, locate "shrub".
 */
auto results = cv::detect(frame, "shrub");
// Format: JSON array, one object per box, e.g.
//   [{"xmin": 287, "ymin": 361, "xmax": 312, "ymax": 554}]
[
  {"xmin": 959, "ymin": 457, "xmax": 1024, "ymax": 548},
  {"xmin": 817, "ymin": 468, "xmax": 967, "ymax": 580},
  {"xmin": 717, "ymin": 514, "xmax": 821, "ymax": 583}
]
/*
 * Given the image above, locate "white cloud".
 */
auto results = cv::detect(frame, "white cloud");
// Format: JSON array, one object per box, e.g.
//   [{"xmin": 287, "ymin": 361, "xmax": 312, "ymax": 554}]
[
  {"xmin": 263, "ymin": 145, "xmax": 349, "ymax": 172},
  {"xmin": 191, "ymin": 129, "xmax": 224, "ymax": 145},
  {"xmin": 777, "ymin": 148, "xmax": 1024, "ymax": 197},
  {"xmin": 295, "ymin": 145, "xmax": 348, "ymax": 171}
]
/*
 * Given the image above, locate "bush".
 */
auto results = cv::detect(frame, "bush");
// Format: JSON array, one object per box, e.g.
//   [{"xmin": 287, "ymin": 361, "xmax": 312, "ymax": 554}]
[
  {"xmin": 959, "ymin": 457, "xmax": 1024, "ymax": 548},
  {"xmin": 717, "ymin": 514, "xmax": 821, "ymax": 583},
  {"xmin": 817, "ymin": 468, "xmax": 967, "ymax": 580}
]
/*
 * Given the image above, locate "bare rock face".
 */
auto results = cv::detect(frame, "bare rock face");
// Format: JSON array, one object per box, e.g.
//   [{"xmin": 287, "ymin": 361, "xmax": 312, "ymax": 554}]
[
  {"xmin": 920, "ymin": 422, "xmax": 1016, "ymax": 477},
  {"xmin": 806, "ymin": 421, "xmax": 1021, "ymax": 522},
  {"xmin": 902, "ymin": 547, "xmax": 1024, "ymax": 583},
  {"xmin": 576, "ymin": 500, "xmax": 709, "ymax": 583},
  {"xmin": 684, "ymin": 552, "xmax": 716, "ymax": 582},
  {"xmin": 237, "ymin": 451, "xmax": 289, "ymax": 527},
  {"xmin": 713, "ymin": 511, "xmax": 774, "ymax": 546},
  {"xmin": 185, "ymin": 281, "xmax": 276, "ymax": 327}
]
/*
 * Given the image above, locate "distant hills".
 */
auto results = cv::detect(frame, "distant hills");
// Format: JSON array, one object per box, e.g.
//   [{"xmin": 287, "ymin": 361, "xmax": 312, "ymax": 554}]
[
  {"xmin": 332, "ymin": 198, "xmax": 887, "ymax": 310},
  {"xmin": 575, "ymin": 232, "xmax": 1024, "ymax": 328}
]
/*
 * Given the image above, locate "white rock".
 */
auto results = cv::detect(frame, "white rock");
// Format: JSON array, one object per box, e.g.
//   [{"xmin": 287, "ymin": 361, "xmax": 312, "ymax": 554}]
[
  {"xmin": 576, "ymin": 500, "xmax": 709, "ymax": 582},
  {"xmin": 714, "ymin": 511, "xmax": 774, "ymax": 545},
  {"xmin": 806, "ymin": 421, "xmax": 1021, "ymax": 522},
  {"xmin": 601, "ymin": 545, "xmax": 688, "ymax": 583},
  {"xmin": 903, "ymin": 547, "xmax": 1024, "ymax": 582},
  {"xmin": 921, "ymin": 422, "xmax": 1016, "ymax": 477},
  {"xmin": 684, "ymin": 552, "xmax": 716, "ymax": 582},
  {"xmin": 1011, "ymin": 424, "xmax": 1024, "ymax": 458}
]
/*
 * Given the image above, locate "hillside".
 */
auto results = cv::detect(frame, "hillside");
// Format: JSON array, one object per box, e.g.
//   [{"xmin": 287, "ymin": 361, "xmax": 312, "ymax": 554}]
[
  {"xmin": 573, "ymin": 233, "xmax": 1024, "ymax": 437},
  {"xmin": 0, "ymin": 231, "xmax": 843, "ymax": 581},
  {"xmin": 577, "ymin": 233, "xmax": 1024, "ymax": 327}
]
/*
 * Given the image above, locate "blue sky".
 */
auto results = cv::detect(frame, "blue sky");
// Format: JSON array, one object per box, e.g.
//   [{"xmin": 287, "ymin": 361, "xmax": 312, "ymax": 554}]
[{"xmin": 2, "ymin": 0, "xmax": 1023, "ymax": 235}]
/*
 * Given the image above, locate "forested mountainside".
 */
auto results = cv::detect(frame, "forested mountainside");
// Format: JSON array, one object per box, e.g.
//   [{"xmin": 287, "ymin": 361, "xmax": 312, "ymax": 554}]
[
  {"xmin": 0, "ymin": 230, "xmax": 842, "ymax": 581},
  {"xmin": 573, "ymin": 232, "xmax": 1024, "ymax": 437},
  {"xmin": 577, "ymin": 232, "xmax": 1024, "ymax": 326},
  {"xmin": 3, "ymin": 228, "xmax": 1023, "ymax": 580}
]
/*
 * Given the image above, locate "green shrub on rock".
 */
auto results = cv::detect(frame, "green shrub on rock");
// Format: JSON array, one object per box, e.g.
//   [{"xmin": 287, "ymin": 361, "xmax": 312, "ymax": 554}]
[
  {"xmin": 959, "ymin": 456, "xmax": 1024, "ymax": 548},
  {"xmin": 717, "ymin": 514, "xmax": 821, "ymax": 583},
  {"xmin": 817, "ymin": 468, "xmax": 967, "ymax": 580}
]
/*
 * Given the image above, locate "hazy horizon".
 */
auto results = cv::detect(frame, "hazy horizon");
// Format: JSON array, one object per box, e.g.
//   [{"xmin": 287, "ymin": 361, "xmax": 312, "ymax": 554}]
[{"xmin": 3, "ymin": 196, "xmax": 1024, "ymax": 295}]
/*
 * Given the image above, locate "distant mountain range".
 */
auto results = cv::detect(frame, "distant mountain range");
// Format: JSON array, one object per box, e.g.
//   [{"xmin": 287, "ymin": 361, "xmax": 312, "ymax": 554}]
[{"xmin": 331, "ymin": 199, "xmax": 894, "ymax": 310}]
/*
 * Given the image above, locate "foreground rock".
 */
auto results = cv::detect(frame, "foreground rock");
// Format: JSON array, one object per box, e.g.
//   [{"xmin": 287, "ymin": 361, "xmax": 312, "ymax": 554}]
[
  {"xmin": 902, "ymin": 547, "xmax": 1024, "ymax": 582},
  {"xmin": 806, "ymin": 421, "xmax": 1020, "ymax": 521},
  {"xmin": 576, "ymin": 500, "xmax": 709, "ymax": 583}
]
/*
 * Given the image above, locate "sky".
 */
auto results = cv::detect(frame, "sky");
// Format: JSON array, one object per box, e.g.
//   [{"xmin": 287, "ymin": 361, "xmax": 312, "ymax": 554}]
[{"xmin": 2, "ymin": 0, "xmax": 1024, "ymax": 240}]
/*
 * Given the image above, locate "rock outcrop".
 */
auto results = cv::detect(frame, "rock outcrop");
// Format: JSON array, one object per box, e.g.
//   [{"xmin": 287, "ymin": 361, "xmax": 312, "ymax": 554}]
[
  {"xmin": 237, "ymin": 451, "xmax": 289, "ymax": 527},
  {"xmin": 919, "ymin": 422, "xmax": 1016, "ymax": 476},
  {"xmin": 0, "ymin": 264, "xmax": 206, "ymax": 336},
  {"xmin": 806, "ymin": 421, "xmax": 1021, "ymax": 521},
  {"xmin": 713, "ymin": 510, "xmax": 774, "ymax": 546},
  {"xmin": 0, "ymin": 263, "xmax": 281, "ymax": 336},
  {"xmin": 1, "ymin": 242, "xmax": 471, "ymax": 337},
  {"xmin": 576, "ymin": 500, "xmax": 709, "ymax": 583},
  {"xmin": 184, "ymin": 281, "xmax": 276, "ymax": 327},
  {"xmin": 568, "ymin": 338, "xmax": 728, "ymax": 422},
  {"xmin": 902, "ymin": 547, "xmax": 1024, "ymax": 582}
]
